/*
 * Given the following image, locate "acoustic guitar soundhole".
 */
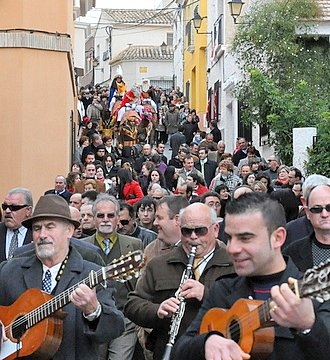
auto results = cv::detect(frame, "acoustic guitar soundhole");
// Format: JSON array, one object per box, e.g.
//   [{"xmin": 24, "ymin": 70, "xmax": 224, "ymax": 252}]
[
  {"xmin": 12, "ymin": 315, "xmax": 28, "ymax": 339},
  {"xmin": 229, "ymin": 319, "xmax": 241, "ymax": 343}
]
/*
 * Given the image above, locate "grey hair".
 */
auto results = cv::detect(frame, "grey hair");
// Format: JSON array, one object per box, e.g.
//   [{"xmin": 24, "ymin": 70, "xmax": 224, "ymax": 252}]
[
  {"xmin": 179, "ymin": 203, "xmax": 218, "ymax": 225},
  {"xmin": 92, "ymin": 193, "xmax": 120, "ymax": 215},
  {"xmin": 302, "ymin": 174, "xmax": 330, "ymax": 205},
  {"xmin": 7, "ymin": 187, "xmax": 33, "ymax": 206}
]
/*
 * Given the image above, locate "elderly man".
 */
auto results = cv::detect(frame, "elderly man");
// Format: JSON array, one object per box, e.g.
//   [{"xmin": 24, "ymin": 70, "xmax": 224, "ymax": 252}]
[
  {"xmin": 124, "ymin": 203, "xmax": 234, "ymax": 360},
  {"xmin": 0, "ymin": 195, "xmax": 124, "ymax": 359},
  {"xmin": 172, "ymin": 192, "xmax": 330, "ymax": 360},
  {"xmin": 285, "ymin": 174, "xmax": 330, "ymax": 271},
  {"xmin": 69, "ymin": 193, "xmax": 82, "ymax": 210},
  {"xmin": 83, "ymin": 193, "xmax": 143, "ymax": 360},
  {"xmin": 44, "ymin": 175, "xmax": 72, "ymax": 202},
  {"xmin": 0, "ymin": 187, "xmax": 33, "ymax": 262}
]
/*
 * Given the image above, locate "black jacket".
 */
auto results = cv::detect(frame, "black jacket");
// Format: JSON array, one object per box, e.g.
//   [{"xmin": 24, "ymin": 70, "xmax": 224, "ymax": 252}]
[{"xmin": 171, "ymin": 257, "xmax": 330, "ymax": 360}]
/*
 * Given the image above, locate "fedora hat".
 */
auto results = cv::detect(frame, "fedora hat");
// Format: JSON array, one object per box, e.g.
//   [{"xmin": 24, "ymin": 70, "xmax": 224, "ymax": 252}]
[{"xmin": 22, "ymin": 195, "xmax": 80, "ymax": 229}]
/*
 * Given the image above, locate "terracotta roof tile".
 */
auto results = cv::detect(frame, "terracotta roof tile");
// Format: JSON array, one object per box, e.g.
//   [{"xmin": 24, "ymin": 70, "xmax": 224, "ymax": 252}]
[
  {"xmin": 110, "ymin": 45, "xmax": 173, "ymax": 64},
  {"xmin": 103, "ymin": 9, "xmax": 173, "ymax": 25},
  {"xmin": 318, "ymin": 0, "xmax": 330, "ymax": 19}
]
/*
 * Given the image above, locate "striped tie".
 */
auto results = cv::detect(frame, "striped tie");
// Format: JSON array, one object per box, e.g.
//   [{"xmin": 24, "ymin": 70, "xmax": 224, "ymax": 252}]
[
  {"xmin": 103, "ymin": 238, "xmax": 111, "ymax": 255},
  {"xmin": 8, "ymin": 229, "xmax": 19, "ymax": 260}
]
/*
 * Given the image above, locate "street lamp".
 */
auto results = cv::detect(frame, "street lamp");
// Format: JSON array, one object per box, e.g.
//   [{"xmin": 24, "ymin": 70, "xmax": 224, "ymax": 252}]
[
  {"xmin": 160, "ymin": 41, "xmax": 167, "ymax": 54},
  {"xmin": 192, "ymin": 10, "xmax": 211, "ymax": 35},
  {"xmin": 228, "ymin": 0, "xmax": 245, "ymax": 24}
]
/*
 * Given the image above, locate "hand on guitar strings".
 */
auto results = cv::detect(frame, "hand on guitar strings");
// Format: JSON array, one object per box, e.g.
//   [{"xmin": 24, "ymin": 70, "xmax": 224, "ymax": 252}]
[
  {"xmin": 205, "ymin": 334, "xmax": 251, "ymax": 360},
  {"xmin": 179, "ymin": 279, "xmax": 204, "ymax": 301},
  {"xmin": 157, "ymin": 297, "xmax": 180, "ymax": 319},
  {"xmin": 69, "ymin": 284, "xmax": 101, "ymax": 316},
  {"xmin": 270, "ymin": 278, "xmax": 315, "ymax": 331},
  {"xmin": 1, "ymin": 320, "xmax": 8, "ymax": 344}
]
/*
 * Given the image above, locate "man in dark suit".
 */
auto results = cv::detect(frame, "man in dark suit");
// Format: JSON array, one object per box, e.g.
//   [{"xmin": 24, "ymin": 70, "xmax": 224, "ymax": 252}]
[
  {"xmin": 83, "ymin": 194, "xmax": 144, "ymax": 360},
  {"xmin": 0, "ymin": 195, "xmax": 124, "ymax": 359},
  {"xmin": 169, "ymin": 125, "xmax": 186, "ymax": 159},
  {"xmin": 195, "ymin": 147, "xmax": 218, "ymax": 187},
  {"xmin": 44, "ymin": 175, "xmax": 72, "ymax": 202},
  {"xmin": 0, "ymin": 187, "xmax": 33, "ymax": 262},
  {"xmin": 232, "ymin": 137, "xmax": 249, "ymax": 166}
]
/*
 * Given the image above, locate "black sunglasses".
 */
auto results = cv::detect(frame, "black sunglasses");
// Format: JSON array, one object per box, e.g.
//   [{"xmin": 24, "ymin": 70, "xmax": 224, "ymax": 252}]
[
  {"xmin": 181, "ymin": 225, "xmax": 212, "ymax": 237},
  {"xmin": 96, "ymin": 213, "xmax": 116, "ymax": 219},
  {"xmin": 1, "ymin": 204, "xmax": 29, "ymax": 212},
  {"xmin": 309, "ymin": 205, "xmax": 330, "ymax": 214},
  {"xmin": 119, "ymin": 219, "xmax": 130, "ymax": 225}
]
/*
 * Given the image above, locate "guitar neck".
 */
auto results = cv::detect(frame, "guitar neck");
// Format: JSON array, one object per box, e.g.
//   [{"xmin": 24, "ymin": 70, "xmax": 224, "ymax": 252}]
[
  {"xmin": 27, "ymin": 267, "xmax": 105, "ymax": 329},
  {"xmin": 256, "ymin": 277, "xmax": 307, "ymax": 327}
]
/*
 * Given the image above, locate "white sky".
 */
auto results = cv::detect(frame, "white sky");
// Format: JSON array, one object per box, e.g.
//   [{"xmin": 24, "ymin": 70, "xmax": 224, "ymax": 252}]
[{"xmin": 95, "ymin": 0, "xmax": 161, "ymax": 9}]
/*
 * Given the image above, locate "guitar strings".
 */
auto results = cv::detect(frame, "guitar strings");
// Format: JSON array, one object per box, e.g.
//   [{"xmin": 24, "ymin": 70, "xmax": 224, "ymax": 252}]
[
  {"xmin": 208, "ymin": 299, "xmax": 273, "ymax": 341},
  {"xmin": 5, "ymin": 252, "xmax": 140, "ymax": 333}
]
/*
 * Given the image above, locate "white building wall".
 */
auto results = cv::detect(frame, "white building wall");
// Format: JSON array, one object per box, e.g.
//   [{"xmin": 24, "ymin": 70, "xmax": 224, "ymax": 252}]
[{"xmin": 293, "ymin": 127, "xmax": 317, "ymax": 175}]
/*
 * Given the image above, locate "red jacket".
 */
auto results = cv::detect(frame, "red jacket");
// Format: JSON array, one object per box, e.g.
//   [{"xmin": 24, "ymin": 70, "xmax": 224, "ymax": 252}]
[{"xmin": 122, "ymin": 180, "xmax": 144, "ymax": 204}]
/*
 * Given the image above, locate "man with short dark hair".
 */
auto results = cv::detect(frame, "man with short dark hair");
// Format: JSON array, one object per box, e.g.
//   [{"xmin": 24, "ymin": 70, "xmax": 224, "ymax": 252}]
[
  {"xmin": 169, "ymin": 124, "xmax": 186, "ymax": 159},
  {"xmin": 118, "ymin": 202, "xmax": 157, "ymax": 248},
  {"xmin": 195, "ymin": 147, "xmax": 217, "ymax": 187},
  {"xmin": 154, "ymin": 142, "xmax": 168, "ymax": 165},
  {"xmin": 176, "ymin": 155, "xmax": 203, "ymax": 188},
  {"xmin": 172, "ymin": 192, "xmax": 330, "ymax": 360},
  {"xmin": 232, "ymin": 137, "xmax": 249, "ymax": 166}
]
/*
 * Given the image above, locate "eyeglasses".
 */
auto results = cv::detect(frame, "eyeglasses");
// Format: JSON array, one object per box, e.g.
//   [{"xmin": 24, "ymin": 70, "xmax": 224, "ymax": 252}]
[
  {"xmin": 96, "ymin": 213, "xmax": 116, "ymax": 219},
  {"xmin": 1, "ymin": 204, "xmax": 29, "ymax": 212},
  {"xmin": 181, "ymin": 224, "xmax": 213, "ymax": 237},
  {"xmin": 152, "ymin": 197, "xmax": 162, "ymax": 200},
  {"xmin": 119, "ymin": 219, "xmax": 130, "ymax": 225},
  {"xmin": 309, "ymin": 205, "xmax": 330, "ymax": 214}
]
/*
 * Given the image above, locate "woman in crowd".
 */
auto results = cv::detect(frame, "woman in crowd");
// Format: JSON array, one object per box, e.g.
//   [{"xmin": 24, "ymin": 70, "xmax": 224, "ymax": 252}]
[
  {"xmin": 164, "ymin": 165, "xmax": 178, "ymax": 193},
  {"xmin": 84, "ymin": 179, "xmax": 97, "ymax": 192},
  {"xmin": 272, "ymin": 165, "xmax": 290, "ymax": 189},
  {"xmin": 215, "ymin": 184, "xmax": 230, "ymax": 218},
  {"xmin": 256, "ymin": 172, "xmax": 274, "ymax": 194},
  {"xmin": 243, "ymin": 172, "xmax": 256, "ymax": 187},
  {"xmin": 66, "ymin": 172, "xmax": 80, "ymax": 193},
  {"xmin": 138, "ymin": 161, "xmax": 155, "ymax": 195},
  {"xmin": 77, "ymin": 135, "xmax": 89, "ymax": 162},
  {"xmin": 186, "ymin": 173, "xmax": 208, "ymax": 197},
  {"xmin": 252, "ymin": 180, "xmax": 268, "ymax": 193},
  {"xmin": 117, "ymin": 168, "xmax": 144, "ymax": 205},
  {"xmin": 71, "ymin": 162, "xmax": 84, "ymax": 175},
  {"xmin": 147, "ymin": 169, "xmax": 167, "ymax": 189},
  {"xmin": 209, "ymin": 159, "xmax": 242, "ymax": 193}
]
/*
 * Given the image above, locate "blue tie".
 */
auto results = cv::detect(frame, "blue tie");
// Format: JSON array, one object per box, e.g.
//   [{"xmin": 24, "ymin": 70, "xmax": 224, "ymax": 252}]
[
  {"xmin": 103, "ymin": 239, "xmax": 111, "ymax": 255},
  {"xmin": 42, "ymin": 270, "xmax": 52, "ymax": 293}
]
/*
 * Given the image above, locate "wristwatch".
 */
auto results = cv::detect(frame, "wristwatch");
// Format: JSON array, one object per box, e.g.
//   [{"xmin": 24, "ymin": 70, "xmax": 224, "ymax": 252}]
[{"xmin": 83, "ymin": 303, "xmax": 102, "ymax": 321}]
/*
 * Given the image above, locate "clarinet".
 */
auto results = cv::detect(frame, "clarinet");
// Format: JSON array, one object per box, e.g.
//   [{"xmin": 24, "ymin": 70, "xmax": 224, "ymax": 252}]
[{"xmin": 162, "ymin": 245, "xmax": 197, "ymax": 360}]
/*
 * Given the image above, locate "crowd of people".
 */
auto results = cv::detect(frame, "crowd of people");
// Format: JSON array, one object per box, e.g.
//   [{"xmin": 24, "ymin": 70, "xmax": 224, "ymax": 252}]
[{"xmin": 0, "ymin": 78, "xmax": 329, "ymax": 360}]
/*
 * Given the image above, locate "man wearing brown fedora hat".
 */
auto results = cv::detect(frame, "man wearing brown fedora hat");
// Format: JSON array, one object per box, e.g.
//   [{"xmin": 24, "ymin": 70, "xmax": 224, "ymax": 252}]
[{"xmin": 0, "ymin": 194, "xmax": 125, "ymax": 359}]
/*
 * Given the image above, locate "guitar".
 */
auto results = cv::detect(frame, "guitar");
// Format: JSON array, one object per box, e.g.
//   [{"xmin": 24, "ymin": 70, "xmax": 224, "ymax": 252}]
[
  {"xmin": 200, "ymin": 260, "xmax": 330, "ymax": 360},
  {"xmin": 0, "ymin": 250, "xmax": 143, "ymax": 360}
]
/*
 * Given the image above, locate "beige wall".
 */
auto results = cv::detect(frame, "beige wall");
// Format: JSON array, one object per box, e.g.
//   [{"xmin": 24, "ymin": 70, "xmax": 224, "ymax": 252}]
[{"xmin": 0, "ymin": 0, "xmax": 76, "ymax": 204}]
